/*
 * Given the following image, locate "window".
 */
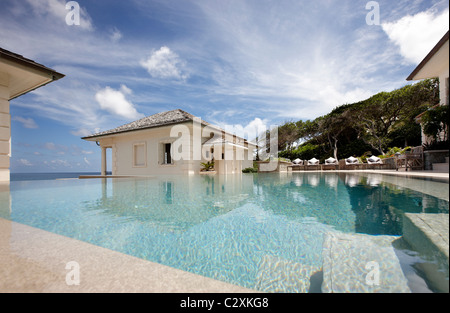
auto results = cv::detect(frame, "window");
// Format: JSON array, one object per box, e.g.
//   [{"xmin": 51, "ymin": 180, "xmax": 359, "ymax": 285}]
[
  {"xmin": 133, "ymin": 142, "xmax": 146, "ymax": 167},
  {"xmin": 162, "ymin": 142, "xmax": 173, "ymax": 164}
]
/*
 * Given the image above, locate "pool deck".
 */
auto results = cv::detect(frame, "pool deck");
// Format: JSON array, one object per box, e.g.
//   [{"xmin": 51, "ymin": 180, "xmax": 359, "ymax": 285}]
[{"xmin": 1, "ymin": 170, "xmax": 448, "ymax": 293}]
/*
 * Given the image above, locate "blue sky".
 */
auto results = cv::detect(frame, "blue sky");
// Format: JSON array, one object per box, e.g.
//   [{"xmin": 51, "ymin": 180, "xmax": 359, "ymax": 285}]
[{"xmin": 1, "ymin": 0, "xmax": 448, "ymax": 173}]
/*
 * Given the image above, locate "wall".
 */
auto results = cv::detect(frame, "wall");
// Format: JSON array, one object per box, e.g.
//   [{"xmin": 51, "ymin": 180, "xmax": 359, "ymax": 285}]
[
  {"xmin": 439, "ymin": 68, "xmax": 449, "ymax": 106},
  {"xmin": 424, "ymin": 150, "xmax": 449, "ymax": 170},
  {"xmin": 0, "ymin": 72, "xmax": 10, "ymax": 182}
]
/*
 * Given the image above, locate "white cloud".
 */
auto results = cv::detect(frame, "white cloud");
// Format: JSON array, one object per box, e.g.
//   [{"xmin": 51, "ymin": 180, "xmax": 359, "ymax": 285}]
[
  {"xmin": 18, "ymin": 159, "xmax": 33, "ymax": 166},
  {"xmin": 382, "ymin": 9, "xmax": 449, "ymax": 64},
  {"xmin": 140, "ymin": 46, "xmax": 189, "ymax": 80},
  {"xmin": 43, "ymin": 142, "xmax": 57, "ymax": 150},
  {"xmin": 210, "ymin": 117, "xmax": 269, "ymax": 141},
  {"xmin": 83, "ymin": 157, "xmax": 90, "ymax": 165},
  {"xmin": 110, "ymin": 27, "xmax": 123, "ymax": 42},
  {"xmin": 70, "ymin": 128, "xmax": 94, "ymax": 137},
  {"xmin": 12, "ymin": 116, "xmax": 38, "ymax": 129},
  {"xmin": 95, "ymin": 85, "xmax": 144, "ymax": 120}
]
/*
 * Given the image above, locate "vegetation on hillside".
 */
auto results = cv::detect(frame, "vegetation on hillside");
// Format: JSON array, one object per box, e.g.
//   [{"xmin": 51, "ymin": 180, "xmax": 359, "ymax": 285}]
[{"xmin": 275, "ymin": 78, "xmax": 443, "ymax": 162}]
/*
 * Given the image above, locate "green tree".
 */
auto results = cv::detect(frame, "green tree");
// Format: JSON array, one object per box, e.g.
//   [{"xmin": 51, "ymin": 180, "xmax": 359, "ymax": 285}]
[{"xmin": 421, "ymin": 104, "xmax": 449, "ymax": 144}]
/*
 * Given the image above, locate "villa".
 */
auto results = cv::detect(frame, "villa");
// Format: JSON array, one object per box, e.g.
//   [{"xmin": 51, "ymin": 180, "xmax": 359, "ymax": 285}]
[{"xmin": 82, "ymin": 109, "xmax": 257, "ymax": 175}]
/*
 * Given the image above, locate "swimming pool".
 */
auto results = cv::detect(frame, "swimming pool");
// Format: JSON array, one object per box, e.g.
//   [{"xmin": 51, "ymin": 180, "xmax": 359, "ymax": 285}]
[{"xmin": 1, "ymin": 173, "xmax": 448, "ymax": 292}]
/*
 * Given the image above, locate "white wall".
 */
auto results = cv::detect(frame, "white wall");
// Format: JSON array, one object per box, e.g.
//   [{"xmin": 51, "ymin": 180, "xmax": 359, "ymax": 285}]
[
  {"xmin": 0, "ymin": 72, "xmax": 10, "ymax": 182},
  {"xmin": 439, "ymin": 68, "xmax": 449, "ymax": 106}
]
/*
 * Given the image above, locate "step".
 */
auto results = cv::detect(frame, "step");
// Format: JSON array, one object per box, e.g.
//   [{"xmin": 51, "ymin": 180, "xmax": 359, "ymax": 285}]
[
  {"xmin": 254, "ymin": 255, "xmax": 321, "ymax": 293},
  {"xmin": 402, "ymin": 213, "xmax": 449, "ymax": 293},
  {"xmin": 432, "ymin": 162, "xmax": 449, "ymax": 173},
  {"xmin": 321, "ymin": 232, "xmax": 411, "ymax": 293},
  {"xmin": 403, "ymin": 213, "xmax": 449, "ymax": 266}
]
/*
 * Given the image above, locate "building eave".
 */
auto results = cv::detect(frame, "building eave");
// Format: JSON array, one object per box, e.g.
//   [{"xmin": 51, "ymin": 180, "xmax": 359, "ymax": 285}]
[{"xmin": 407, "ymin": 31, "xmax": 449, "ymax": 81}]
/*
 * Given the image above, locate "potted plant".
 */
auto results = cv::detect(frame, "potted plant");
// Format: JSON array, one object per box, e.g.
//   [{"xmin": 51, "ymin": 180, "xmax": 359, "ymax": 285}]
[{"xmin": 200, "ymin": 161, "xmax": 215, "ymax": 172}]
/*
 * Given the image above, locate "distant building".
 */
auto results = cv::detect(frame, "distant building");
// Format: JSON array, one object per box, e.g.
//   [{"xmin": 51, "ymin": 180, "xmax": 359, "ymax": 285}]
[
  {"xmin": 0, "ymin": 48, "xmax": 64, "ymax": 182},
  {"xmin": 82, "ymin": 109, "xmax": 256, "ymax": 175}
]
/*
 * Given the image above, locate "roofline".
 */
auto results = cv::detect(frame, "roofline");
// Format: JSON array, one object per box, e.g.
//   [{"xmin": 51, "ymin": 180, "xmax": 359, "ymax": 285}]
[
  {"xmin": 82, "ymin": 120, "xmax": 195, "ymax": 140},
  {"xmin": 406, "ymin": 31, "xmax": 449, "ymax": 81},
  {"xmin": 0, "ymin": 48, "xmax": 65, "ymax": 100},
  {"xmin": 82, "ymin": 119, "xmax": 257, "ymax": 146}
]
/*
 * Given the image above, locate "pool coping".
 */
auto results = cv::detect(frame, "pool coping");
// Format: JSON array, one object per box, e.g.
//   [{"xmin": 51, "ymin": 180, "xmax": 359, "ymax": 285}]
[{"xmin": 0, "ymin": 218, "xmax": 255, "ymax": 293}]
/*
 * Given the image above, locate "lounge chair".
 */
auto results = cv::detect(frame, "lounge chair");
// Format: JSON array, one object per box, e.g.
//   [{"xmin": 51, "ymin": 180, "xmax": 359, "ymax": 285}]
[
  {"xmin": 367, "ymin": 156, "xmax": 381, "ymax": 164},
  {"xmin": 367, "ymin": 155, "xmax": 382, "ymax": 169},
  {"xmin": 322, "ymin": 157, "xmax": 338, "ymax": 171},
  {"xmin": 306, "ymin": 158, "xmax": 320, "ymax": 170},
  {"xmin": 289, "ymin": 158, "xmax": 305, "ymax": 171},
  {"xmin": 345, "ymin": 156, "xmax": 359, "ymax": 165},
  {"xmin": 293, "ymin": 158, "xmax": 303, "ymax": 165},
  {"xmin": 345, "ymin": 156, "xmax": 363, "ymax": 170}
]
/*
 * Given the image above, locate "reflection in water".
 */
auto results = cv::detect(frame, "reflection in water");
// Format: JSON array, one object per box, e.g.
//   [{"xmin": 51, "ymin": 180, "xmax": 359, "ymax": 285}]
[
  {"xmin": 163, "ymin": 181, "xmax": 173, "ymax": 204},
  {"xmin": 337, "ymin": 173, "xmax": 448, "ymax": 235}
]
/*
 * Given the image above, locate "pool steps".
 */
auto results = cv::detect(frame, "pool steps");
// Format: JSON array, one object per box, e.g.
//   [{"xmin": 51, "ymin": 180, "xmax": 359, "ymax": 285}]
[
  {"xmin": 402, "ymin": 213, "xmax": 449, "ymax": 292},
  {"xmin": 321, "ymin": 232, "xmax": 411, "ymax": 293},
  {"xmin": 255, "ymin": 255, "xmax": 320, "ymax": 293}
]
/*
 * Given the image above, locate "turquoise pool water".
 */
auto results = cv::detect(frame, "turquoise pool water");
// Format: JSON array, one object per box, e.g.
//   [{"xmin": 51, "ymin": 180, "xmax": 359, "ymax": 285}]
[{"xmin": 1, "ymin": 173, "xmax": 448, "ymax": 292}]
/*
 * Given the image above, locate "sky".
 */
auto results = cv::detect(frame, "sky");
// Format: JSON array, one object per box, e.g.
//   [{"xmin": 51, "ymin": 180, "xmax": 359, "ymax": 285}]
[{"xmin": 0, "ymin": 0, "xmax": 448, "ymax": 173}]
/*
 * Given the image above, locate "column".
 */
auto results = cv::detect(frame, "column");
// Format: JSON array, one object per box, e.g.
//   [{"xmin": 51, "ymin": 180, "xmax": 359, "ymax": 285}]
[
  {"xmin": 101, "ymin": 146, "xmax": 107, "ymax": 176},
  {"xmin": 0, "ymin": 72, "xmax": 10, "ymax": 182}
]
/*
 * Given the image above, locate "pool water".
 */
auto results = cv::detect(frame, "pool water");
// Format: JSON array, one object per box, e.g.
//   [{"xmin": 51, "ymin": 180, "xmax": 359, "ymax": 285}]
[{"xmin": 1, "ymin": 173, "xmax": 448, "ymax": 292}]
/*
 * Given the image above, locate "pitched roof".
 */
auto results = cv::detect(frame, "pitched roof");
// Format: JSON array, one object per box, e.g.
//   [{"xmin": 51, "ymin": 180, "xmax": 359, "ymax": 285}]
[{"xmin": 82, "ymin": 109, "xmax": 208, "ymax": 139}]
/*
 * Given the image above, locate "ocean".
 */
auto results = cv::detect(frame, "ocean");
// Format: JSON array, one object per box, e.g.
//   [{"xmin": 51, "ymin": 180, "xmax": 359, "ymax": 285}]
[{"xmin": 10, "ymin": 172, "xmax": 110, "ymax": 181}]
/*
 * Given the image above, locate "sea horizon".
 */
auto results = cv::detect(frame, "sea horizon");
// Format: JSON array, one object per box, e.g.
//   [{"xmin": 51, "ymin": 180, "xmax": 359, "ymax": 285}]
[{"xmin": 10, "ymin": 172, "xmax": 111, "ymax": 182}]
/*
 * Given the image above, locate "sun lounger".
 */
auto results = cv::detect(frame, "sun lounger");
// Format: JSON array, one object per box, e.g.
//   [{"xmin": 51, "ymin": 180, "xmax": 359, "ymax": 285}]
[
  {"xmin": 289, "ymin": 158, "xmax": 305, "ymax": 171},
  {"xmin": 306, "ymin": 158, "xmax": 320, "ymax": 170},
  {"xmin": 344, "ymin": 156, "xmax": 364, "ymax": 170},
  {"xmin": 322, "ymin": 157, "xmax": 338, "ymax": 171},
  {"xmin": 367, "ymin": 155, "xmax": 383, "ymax": 169}
]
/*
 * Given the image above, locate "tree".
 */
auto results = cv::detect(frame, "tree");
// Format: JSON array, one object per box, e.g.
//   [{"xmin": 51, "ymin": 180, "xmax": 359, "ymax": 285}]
[
  {"xmin": 276, "ymin": 78, "xmax": 440, "ymax": 159},
  {"xmin": 318, "ymin": 110, "xmax": 352, "ymax": 159},
  {"xmin": 277, "ymin": 121, "xmax": 300, "ymax": 152},
  {"xmin": 421, "ymin": 104, "xmax": 449, "ymax": 144},
  {"xmin": 353, "ymin": 79, "xmax": 439, "ymax": 155}
]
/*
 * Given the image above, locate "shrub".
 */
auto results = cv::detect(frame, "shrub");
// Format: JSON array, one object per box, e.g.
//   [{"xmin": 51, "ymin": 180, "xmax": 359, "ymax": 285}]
[
  {"xmin": 200, "ymin": 161, "xmax": 215, "ymax": 171},
  {"xmin": 242, "ymin": 167, "xmax": 258, "ymax": 173}
]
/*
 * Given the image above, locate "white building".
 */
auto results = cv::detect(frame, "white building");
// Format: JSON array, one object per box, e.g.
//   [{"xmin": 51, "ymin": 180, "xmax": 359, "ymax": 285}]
[
  {"xmin": 0, "ymin": 48, "xmax": 64, "ymax": 182},
  {"xmin": 82, "ymin": 109, "xmax": 256, "ymax": 176},
  {"xmin": 407, "ymin": 31, "xmax": 449, "ymax": 106},
  {"xmin": 407, "ymin": 31, "xmax": 449, "ymax": 145}
]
